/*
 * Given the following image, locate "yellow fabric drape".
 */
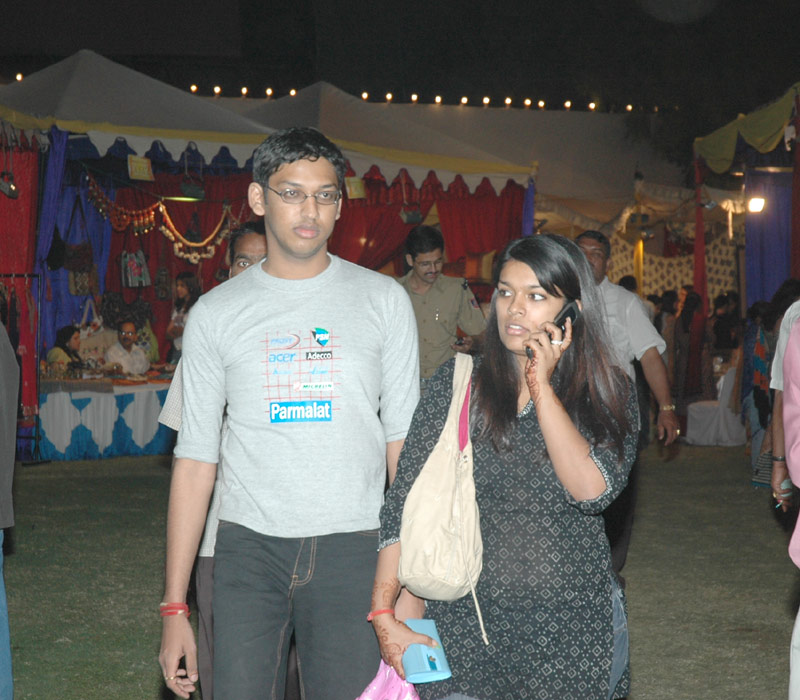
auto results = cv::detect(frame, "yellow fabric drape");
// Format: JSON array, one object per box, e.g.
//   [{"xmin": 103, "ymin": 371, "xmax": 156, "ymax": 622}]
[{"xmin": 694, "ymin": 82, "xmax": 800, "ymax": 174}]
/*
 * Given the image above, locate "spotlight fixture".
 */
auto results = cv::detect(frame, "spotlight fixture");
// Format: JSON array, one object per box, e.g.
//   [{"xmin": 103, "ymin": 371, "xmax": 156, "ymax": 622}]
[
  {"xmin": 482, "ymin": 96, "xmax": 490, "ymax": 105},
  {"xmin": 190, "ymin": 84, "xmax": 198, "ymax": 93},
  {"xmin": 564, "ymin": 100, "xmax": 572, "ymax": 110},
  {"xmin": 241, "ymin": 87, "xmax": 248, "ymax": 96},
  {"xmin": 15, "ymin": 73, "xmax": 22, "ymax": 82},
  {"xmin": 524, "ymin": 98, "xmax": 532, "ymax": 108},
  {"xmin": 265, "ymin": 88, "xmax": 273, "ymax": 97},
  {"xmin": 411, "ymin": 94, "xmax": 419, "ymax": 103},
  {"xmin": 625, "ymin": 104, "xmax": 633, "ymax": 112},
  {"xmin": 537, "ymin": 100, "xmax": 545, "ymax": 109},
  {"xmin": 213, "ymin": 86, "xmax": 221, "ymax": 95},
  {"xmin": 386, "ymin": 92, "xmax": 393, "ymax": 102},
  {"xmin": 434, "ymin": 95, "xmax": 442, "ymax": 104},
  {"xmin": 289, "ymin": 89, "xmax": 297, "ymax": 96},
  {"xmin": 460, "ymin": 96, "xmax": 468, "ymax": 105},
  {"xmin": 589, "ymin": 102, "xmax": 596, "ymax": 111},
  {"xmin": 361, "ymin": 92, "xmax": 369, "ymax": 100},
  {"xmin": 505, "ymin": 97, "xmax": 512, "ymax": 106},
  {"xmin": 748, "ymin": 197, "xmax": 765, "ymax": 213}
]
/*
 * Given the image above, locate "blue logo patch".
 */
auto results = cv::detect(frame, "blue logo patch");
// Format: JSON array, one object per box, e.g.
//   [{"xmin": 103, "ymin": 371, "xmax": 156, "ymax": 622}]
[
  {"xmin": 312, "ymin": 328, "xmax": 330, "ymax": 347},
  {"xmin": 270, "ymin": 400, "xmax": 332, "ymax": 423}
]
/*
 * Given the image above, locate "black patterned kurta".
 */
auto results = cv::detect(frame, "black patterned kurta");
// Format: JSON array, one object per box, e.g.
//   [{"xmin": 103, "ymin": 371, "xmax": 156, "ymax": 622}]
[{"xmin": 379, "ymin": 359, "xmax": 638, "ymax": 700}]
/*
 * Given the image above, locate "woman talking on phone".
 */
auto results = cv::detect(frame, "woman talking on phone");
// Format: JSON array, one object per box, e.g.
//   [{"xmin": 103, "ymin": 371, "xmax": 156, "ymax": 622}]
[{"xmin": 370, "ymin": 235, "xmax": 638, "ymax": 699}]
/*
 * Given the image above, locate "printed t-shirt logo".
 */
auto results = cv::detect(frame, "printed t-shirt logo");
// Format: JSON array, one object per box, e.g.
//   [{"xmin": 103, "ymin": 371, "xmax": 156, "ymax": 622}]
[
  {"xmin": 270, "ymin": 400, "xmax": 332, "ymax": 423},
  {"xmin": 312, "ymin": 328, "xmax": 330, "ymax": 346},
  {"xmin": 268, "ymin": 334, "xmax": 300, "ymax": 349}
]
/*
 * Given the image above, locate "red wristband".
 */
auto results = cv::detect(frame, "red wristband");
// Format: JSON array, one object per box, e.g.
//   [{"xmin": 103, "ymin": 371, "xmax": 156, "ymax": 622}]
[
  {"xmin": 366, "ymin": 608, "xmax": 394, "ymax": 622},
  {"xmin": 160, "ymin": 602, "xmax": 190, "ymax": 618}
]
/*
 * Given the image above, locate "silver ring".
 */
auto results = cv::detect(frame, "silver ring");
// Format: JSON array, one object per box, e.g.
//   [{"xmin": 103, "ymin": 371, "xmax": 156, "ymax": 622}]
[{"xmin": 550, "ymin": 339, "xmax": 564, "ymax": 346}]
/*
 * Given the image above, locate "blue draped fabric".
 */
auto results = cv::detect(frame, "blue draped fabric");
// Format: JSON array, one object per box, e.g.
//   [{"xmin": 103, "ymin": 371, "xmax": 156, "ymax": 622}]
[
  {"xmin": 745, "ymin": 170, "xmax": 793, "ymax": 307},
  {"xmin": 42, "ymin": 183, "xmax": 113, "ymax": 342},
  {"xmin": 521, "ymin": 176, "xmax": 536, "ymax": 237},
  {"xmin": 34, "ymin": 128, "xmax": 68, "ymax": 353}
]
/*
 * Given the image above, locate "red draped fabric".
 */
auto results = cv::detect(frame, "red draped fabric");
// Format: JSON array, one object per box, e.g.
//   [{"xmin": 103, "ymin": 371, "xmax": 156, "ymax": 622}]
[
  {"xmin": 0, "ymin": 148, "xmax": 39, "ymax": 273},
  {"xmin": 437, "ymin": 179, "xmax": 525, "ymax": 263},
  {"xmin": 693, "ymin": 158, "xmax": 708, "ymax": 316},
  {"xmin": 103, "ymin": 172, "xmax": 252, "ymax": 359},
  {"xmin": 332, "ymin": 171, "xmax": 525, "ymax": 273}
]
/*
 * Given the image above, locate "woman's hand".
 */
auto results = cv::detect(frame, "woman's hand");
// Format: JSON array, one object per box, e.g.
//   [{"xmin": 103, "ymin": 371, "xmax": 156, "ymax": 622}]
[
  {"xmin": 371, "ymin": 614, "xmax": 437, "ymax": 680},
  {"xmin": 523, "ymin": 318, "xmax": 573, "ymax": 405}
]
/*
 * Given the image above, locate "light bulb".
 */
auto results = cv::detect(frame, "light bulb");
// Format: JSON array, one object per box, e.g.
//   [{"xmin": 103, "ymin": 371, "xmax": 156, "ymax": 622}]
[
  {"xmin": 411, "ymin": 94, "xmax": 418, "ymax": 103},
  {"xmin": 504, "ymin": 97, "xmax": 512, "ymax": 106},
  {"xmin": 386, "ymin": 92, "xmax": 393, "ymax": 102},
  {"xmin": 213, "ymin": 86, "xmax": 221, "ymax": 95},
  {"xmin": 361, "ymin": 92, "xmax": 369, "ymax": 100},
  {"xmin": 748, "ymin": 197, "xmax": 766, "ymax": 213},
  {"xmin": 537, "ymin": 100, "xmax": 545, "ymax": 109},
  {"xmin": 435, "ymin": 95, "xmax": 442, "ymax": 104},
  {"xmin": 289, "ymin": 89, "xmax": 297, "ymax": 96},
  {"xmin": 482, "ymin": 96, "xmax": 490, "ymax": 105},
  {"xmin": 589, "ymin": 102, "xmax": 596, "ymax": 111},
  {"xmin": 460, "ymin": 96, "xmax": 468, "ymax": 105},
  {"xmin": 241, "ymin": 87, "xmax": 248, "ymax": 96},
  {"xmin": 564, "ymin": 100, "xmax": 572, "ymax": 110},
  {"xmin": 266, "ymin": 88, "xmax": 273, "ymax": 97},
  {"xmin": 190, "ymin": 84, "xmax": 198, "ymax": 93}
]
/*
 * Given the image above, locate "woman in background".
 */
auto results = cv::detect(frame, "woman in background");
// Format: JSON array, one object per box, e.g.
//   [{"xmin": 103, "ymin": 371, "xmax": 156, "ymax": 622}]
[
  {"xmin": 46, "ymin": 325, "xmax": 83, "ymax": 373},
  {"xmin": 166, "ymin": 272, "xmax": 200, "ymax": 364}
]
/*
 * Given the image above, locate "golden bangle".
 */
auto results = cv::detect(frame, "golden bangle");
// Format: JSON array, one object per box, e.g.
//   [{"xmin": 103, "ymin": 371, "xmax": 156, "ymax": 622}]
[{"xmin": 659, "ymin": 404, "xmax": 676, "ymax": 412}]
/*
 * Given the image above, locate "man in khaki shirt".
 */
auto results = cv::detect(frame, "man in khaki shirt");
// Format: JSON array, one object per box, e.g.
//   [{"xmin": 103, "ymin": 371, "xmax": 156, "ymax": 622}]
[{"xmin": 398, "ymin": 225, "xmax": 486, "ymax": 385}]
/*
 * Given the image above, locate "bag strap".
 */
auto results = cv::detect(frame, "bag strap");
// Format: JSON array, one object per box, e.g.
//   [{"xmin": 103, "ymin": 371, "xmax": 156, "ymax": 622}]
[
  {"xmin": 450, "ymin": 352, "xmax": 489, "ymax": 645},
  {"xmin": 458, "ymin": 381, "xmax": 471, "ymax": 451}
]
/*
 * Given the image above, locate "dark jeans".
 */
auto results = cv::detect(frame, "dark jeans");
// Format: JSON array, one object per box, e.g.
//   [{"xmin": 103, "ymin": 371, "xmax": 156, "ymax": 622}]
[{"xmin": 213, "ymin": 523, "xmax": 380, "ymax": 700}]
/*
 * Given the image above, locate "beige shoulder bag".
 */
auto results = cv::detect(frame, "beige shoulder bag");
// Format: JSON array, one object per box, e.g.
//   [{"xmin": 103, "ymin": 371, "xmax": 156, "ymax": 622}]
[{"xmin": 398, "ymin": 352, "xmax": 488, "ymax": 644}]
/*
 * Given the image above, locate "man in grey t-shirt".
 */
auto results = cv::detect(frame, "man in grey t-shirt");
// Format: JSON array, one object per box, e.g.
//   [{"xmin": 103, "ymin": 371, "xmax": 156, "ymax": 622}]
[{"xmin": 158, "ymin": 128, "xmax": 419, "ymax": 700}]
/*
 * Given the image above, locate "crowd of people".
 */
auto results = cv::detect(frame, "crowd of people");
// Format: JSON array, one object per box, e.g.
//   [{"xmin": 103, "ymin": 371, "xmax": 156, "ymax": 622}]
[
  {"xmin": 42, "ymin": 240, "xmax": 261, "ymax": 377},
  {"xmin": 31, "ymin": 125, "xmax": 800, "ymax": 700},
  {"xmin": 149, "ymin": 127, "xmax": 683, "ymax": 700}
]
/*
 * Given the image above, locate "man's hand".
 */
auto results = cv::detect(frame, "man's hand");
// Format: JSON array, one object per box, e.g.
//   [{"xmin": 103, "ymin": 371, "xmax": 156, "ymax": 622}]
[
  {"xmin": 771, "ymin": 459, "xmax": 792, "ymax": 513},
  {"xmin": 657, "ymin": 408, "xmax": 680, "ymax": 446},
  {"xmin": 159, "ymin": 614, "xmax": 199, "ymax": 699}
]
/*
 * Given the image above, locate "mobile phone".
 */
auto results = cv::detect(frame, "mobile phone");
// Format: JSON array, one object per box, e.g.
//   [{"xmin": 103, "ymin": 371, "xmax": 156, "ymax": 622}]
[{"xmin": 552, "ymin": 300, "xmax": 581, "ymax": 332}]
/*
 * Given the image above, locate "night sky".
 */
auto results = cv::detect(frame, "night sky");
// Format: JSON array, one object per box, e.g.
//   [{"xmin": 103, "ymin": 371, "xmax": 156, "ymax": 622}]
[{"xmin": 2, "ymin": 0, "xmax": 799, "ymax": 168}]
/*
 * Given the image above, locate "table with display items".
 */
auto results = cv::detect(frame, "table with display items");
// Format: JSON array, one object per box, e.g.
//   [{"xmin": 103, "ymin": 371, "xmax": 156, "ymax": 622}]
[{"xmin": 38, "ymin": 377, "xmax": 175, "ymax": 460}]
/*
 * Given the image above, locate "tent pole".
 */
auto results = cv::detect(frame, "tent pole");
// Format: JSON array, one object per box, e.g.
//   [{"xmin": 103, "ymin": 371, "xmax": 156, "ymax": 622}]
[{"xmin": 791, "ymin": 94, "xmax": 800, "ymax": 279}]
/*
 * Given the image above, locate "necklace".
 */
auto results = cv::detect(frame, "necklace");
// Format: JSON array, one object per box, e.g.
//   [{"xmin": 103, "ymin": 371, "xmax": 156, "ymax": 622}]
[{"xmin": 517, "ymin": 400, "xmax": 534, "ymax": 418}]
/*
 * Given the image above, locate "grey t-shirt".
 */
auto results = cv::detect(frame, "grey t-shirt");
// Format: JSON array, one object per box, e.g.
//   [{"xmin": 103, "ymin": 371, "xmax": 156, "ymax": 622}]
[{"xmin": 175, "ymin": 255, "xmax": 420, "ymax": 538}]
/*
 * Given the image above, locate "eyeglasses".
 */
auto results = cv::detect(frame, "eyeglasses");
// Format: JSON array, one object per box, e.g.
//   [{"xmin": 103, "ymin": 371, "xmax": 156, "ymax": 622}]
[
  {"xmin": 119, "ymin": 331, "xmax": 136, "ymax": 337},
  {"xmin": 266, "ymin": 186, "xmax": 341, "ymax": 206}
]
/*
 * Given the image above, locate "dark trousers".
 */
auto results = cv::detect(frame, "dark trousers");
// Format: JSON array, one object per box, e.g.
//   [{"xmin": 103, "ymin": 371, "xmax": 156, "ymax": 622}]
[
  {"xmin": 604, "ymin": 360, "xmax": 648, "ymax": 576},
  {"xmin": 195, "ymin": 555, "xmax": 301, "ymax": 700},
  {"xmin": 213, "ymin": 523, "xmax": 380, "ymax": 700}
]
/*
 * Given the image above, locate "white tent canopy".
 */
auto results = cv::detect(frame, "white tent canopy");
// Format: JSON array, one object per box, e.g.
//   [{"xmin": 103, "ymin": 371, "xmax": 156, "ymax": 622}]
[
  {"xmin": 0, "ymin": 50, "xmax": 270, "ymax": 165},
  {"xmin": 216, "ymin": 82, "xmax": 687, "ymax": 232}
]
